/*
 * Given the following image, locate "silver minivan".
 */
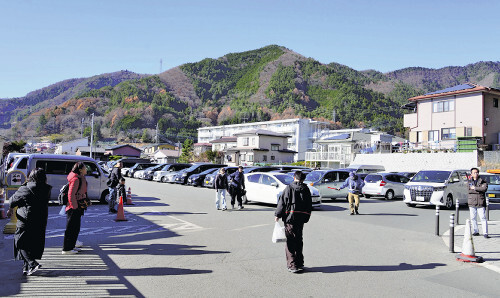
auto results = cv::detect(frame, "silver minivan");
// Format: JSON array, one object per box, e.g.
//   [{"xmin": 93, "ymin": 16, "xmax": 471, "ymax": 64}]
[
  {"xmin": 305, "ymin": 170, "xmax": 352, "ymax": 200},
  {"xmin": 21, "ymin": 154, "xmax": 109, "ymax": 202}
]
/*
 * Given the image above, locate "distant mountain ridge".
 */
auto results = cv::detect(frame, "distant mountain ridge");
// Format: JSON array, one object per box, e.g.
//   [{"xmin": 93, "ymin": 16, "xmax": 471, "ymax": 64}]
[{"xmin": 1, "ymin": 45, "xmax": 498, "ymax": 143}]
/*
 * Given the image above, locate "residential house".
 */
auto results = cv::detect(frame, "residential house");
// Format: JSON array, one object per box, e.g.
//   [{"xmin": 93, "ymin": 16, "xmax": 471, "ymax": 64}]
[
  {"xmin": 54, "ymin": 138, "xmax": 89, "ymax": 155},
  {"xmin": 226, "ymin": 129, "xmax": 296, "ymax": 166},
  {"xmin": 76, "ymin": 146, "xmax": 107, "ymax": 160},
  {"xmin": 305, "ymin": 129, "xmax": 403, "ymax": 168},
  {"xmin": 142, "ymin": 143, "xmax": 176, "ymax": 156},
  {"xmin": 153, "ymin": 149, "xmax": 180, "ymax": 164},
  {"xmin": 403, "ymin": 83, "xmax": 500, "ymax": 149},
  {"xmin": 210, "ymin": 136, "xmax": 237, "ymax": 164},
  {"xmin": 198, "ymin": 118, "xmax": 330, "ymax": 161},
  {"xmin": 193, "ymin": 143, "xmax": 212, "ymax": 156},
  {"xmin": 105, "ymin": 144, "xmax": 142, "ymax": 157}
]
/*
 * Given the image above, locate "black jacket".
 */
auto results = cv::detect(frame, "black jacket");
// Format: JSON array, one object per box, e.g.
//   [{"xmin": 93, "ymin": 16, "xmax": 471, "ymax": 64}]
[
  {"xmin": 229, "ymin": 171, "xmax": 245, "ymax": 189},
  {"xmin": 275, "ymin": 181, "xmax": 312, "ymax": 223},
  {"xmin": 10, "ymin": 181, "xmax": 52, "ymax": 260},
  {"xmin": 215, "ymin": 173, "xmax": 228, "ymax": 191},
  {"xmin": 108, "ymin": 167, "xmax": 122, "ymax": 188}
]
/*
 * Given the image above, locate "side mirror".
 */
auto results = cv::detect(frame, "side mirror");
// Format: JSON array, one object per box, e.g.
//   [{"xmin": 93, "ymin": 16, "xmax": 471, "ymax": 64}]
[
  {"xmin": 324, "ymin": 179, "xmax": 330, "ymax": 183},
  {"xmin": 271, "ymin": 182, "xmax": 278, "ymax": 187}
]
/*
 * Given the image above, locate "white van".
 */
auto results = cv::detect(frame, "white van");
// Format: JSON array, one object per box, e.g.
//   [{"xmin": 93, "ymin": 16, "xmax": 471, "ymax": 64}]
[
  {"xmin": 344, "ymin": 164, "xmax": 385, "ymax": 174},
  {"xmin": 13, "ymin": 154, "xmax": 109, "ymax": 203}
]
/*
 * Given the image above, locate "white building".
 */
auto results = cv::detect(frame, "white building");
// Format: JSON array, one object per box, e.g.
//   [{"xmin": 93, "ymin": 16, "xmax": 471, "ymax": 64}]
[
  {"xmin": 54, "ymin": 138, "xmax": 89, "ymax": 155},
  {"xmin": 197, "ymin": 118, "xmax": 329, "ymax": 161}
]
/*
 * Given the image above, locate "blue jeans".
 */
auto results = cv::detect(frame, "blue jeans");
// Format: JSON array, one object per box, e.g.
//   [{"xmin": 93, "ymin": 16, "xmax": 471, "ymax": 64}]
[
  {"xmin": 108, "ymin": 187, "xmax": 117, "ymax": 210},
  {"xmin": 215, "ymin": 189, "xmax": 227, "ymax": 209}
]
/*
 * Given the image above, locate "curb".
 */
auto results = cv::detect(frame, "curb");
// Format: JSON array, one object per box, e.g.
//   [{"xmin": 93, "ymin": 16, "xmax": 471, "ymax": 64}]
[{"xmin": 441, "ymin": 221, "xmax": 500, "ymax": 274}]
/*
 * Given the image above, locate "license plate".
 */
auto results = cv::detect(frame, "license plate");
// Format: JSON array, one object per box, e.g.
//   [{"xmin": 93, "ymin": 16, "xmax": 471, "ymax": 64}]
[
  {"xmin": 489, "ymin": 194, "xmax": 495, "ymax": 197},
  {"xmin": 416, "ymin": 196, "xmax": 425, "ymax": 202}
]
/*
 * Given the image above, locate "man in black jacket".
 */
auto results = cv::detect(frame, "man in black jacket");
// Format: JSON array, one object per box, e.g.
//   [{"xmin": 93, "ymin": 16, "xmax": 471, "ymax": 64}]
[
  {"xmin": 275, "ymin": 171, "xmax": 312, "ymax": 273},
  {"xmin": 107, "ymin": 161, "xmax": 122, "ymax": 213},
  {"xmin": 468, "ymin": 167, "xmax": 489, "ymax": 238},
  {"xmin": 229, "ymin": 166, "xmax": 245, "ymax": 210}
]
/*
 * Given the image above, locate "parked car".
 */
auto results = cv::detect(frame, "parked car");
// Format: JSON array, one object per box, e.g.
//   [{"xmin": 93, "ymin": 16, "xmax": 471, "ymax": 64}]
[
  {"xmin": 304, "ymin": 169, "xmax": 353, "ymax": 200},
  {"xmin": 187, "ymin": 168, "xmax": 219, "ymax": 187},
  {"xmin": 344, "ymin": 164, "xmax": 385, "ymax": 174},
  {"xmin": 128, "ymin": 162, "xmax": 157, "ymax": 178},
  {"xmin": 142, "ymin": 164, "xmax": 168, "ymax": 181},
  {"xmin": 244, "ymin": 172, "xmax": 321, "ymax": 207},
  {"xmin": 397, "ymin": 172, "xmax": 417, "ymax": 179},
  {"xmin": 11, "ymin": 154, "xmax": 109, "ymax": 203},
  {"xmin": 479, "ymin": 172, "xmax": 500, "ymax": 203},
  {"xmin": 362, "ymin": 172, "xmax": 410, "ymax": 200},
  {"xmin": 403, "ymin": 169, "xmax": 470, "ymax": 209},
  {"xmin": 242, "ymin": 166, "xmax": 277, "ymax": 174},
  {"xmin": 153, "ymin": 163, "xmax": 191, "ymax": 183},
  {"xmin": 174, "ymin": 163, "xmax": 226, "ymax": 185},
  {"xmin": 203, "ymin": 166, "xmax": 239, "ymax": 188}
]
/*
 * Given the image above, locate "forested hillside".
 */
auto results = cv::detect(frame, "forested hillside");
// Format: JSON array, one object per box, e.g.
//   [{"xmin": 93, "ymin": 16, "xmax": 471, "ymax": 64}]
[{"xmin": 2, "ymin": 45, "xmax": 499, "ymax": 143}]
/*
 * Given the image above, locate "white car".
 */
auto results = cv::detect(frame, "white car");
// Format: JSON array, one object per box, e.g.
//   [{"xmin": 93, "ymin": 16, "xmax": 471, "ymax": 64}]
[
  {"xmin": 362, "ymin": 172, "xmax": 410, "ymax": 200},
  {"xmin": 244, "ymin": 172, "xmax": 321, "ymax": 207},
  {"xmin": 403, "ymin": 169, "xmax": 470, "ymax": 209},
  {"xmin": 134, "ymin": 170, "xmax": 145, "ymax": 179}
]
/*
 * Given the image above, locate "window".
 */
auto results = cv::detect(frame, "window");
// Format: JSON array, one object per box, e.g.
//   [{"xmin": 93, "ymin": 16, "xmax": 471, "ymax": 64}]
[
  {"xmin": 271, "ymin": 145, "xmax": 280, "ymax": 151},
  {"xmin": 84, "ymin": 162, "xmax": 98, "ymax": 175},
  {"xmin": 428, "ymin": 130, "xmax": 439, "ymax": 142},
  {"xmin": 433, "ymin": 100, "xmax": 455, "ymax": 113},
  {"xmin": 247, "ymin": 174, "xmax": 261, "ymax": 183},
  {"xmin": 242, "ymin": 138, "xmax": 249, "ymax": 146},
  {"xmin": 494, "ymin": 98, "xmax": 498, "ymax": 108},
  {"xmin": 271, "ymin": 156, "xmax": 275, "ymax": 160},
  {"xmin": 251, "ymin": 138, "xmax": 256, "ymax": 145},
  {"xmin": 323, "ymin": 172, "xmax": 336, "ymax": 182},
  {"xmin": 465, "ymin": 127, "xmax": 473, "ymax": 137},
  {"xmin": 17, "ymin": 157, "xmax": 28, "ymax": 169},
  {"xmin": 261, "ymin": 175, "xmax": 276, "ymax": 186},
  {"xmin": 248, "ymin": 155, "xmax": 254, "ymax": 162},
  {"xmin": 36, "ymin": 160, "xmax": 74, "ymax": 175},
  {"xmin": 263, "ymin": 155, "xmax": 267, "ymax": 161},
  {"xmin": 240, "ymin": 154, "xmax": 246, "ymax": 161},
  {"xmin": 416, "ymin": 131, "xmax": 422, "ymax": 143},
  {"xmin": 441, "ymin": 128, "xmax": 456, "ymax": 140}
]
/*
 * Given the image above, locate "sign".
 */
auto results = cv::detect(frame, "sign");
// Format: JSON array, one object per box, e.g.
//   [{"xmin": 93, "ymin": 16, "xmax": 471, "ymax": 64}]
[{"xmin": 4, "ymin": 170, "xmax": 27, "ymax": 187}]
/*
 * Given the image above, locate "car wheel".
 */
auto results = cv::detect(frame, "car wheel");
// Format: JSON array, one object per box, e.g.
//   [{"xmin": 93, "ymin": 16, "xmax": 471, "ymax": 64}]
[
  {"xmin": 100, "ymin": 189, "xmax": 109, "ymax": 204},
  {"xmin": 385, "ymin": 190, "xmax": 394, "ymax": 200},
  {"xmin": 161, "ymin": 176, "xmax": 167, "ymax": 183},
  {"xmin": 364, "ymin": 194, "xmax": 371, "ymax": 199},
  {"xmin": 406, "ymin": 203, "xmax": 415, "ymax": 207},
  {"xmin": 445, "ymin": 195, "xmax": 453, "ymax": 209}
]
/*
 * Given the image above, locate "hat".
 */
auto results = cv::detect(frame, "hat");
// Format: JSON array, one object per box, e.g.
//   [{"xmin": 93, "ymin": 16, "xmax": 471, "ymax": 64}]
[{"xmin": 349, "ymin": 172, "xmax": 355, "ymax": 178}]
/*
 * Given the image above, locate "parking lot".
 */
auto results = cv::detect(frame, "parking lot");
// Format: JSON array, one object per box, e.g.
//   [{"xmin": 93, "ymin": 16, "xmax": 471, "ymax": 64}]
[{"xmin": 2, "ymin": 176, "xmax": 500, "ymax": 297}]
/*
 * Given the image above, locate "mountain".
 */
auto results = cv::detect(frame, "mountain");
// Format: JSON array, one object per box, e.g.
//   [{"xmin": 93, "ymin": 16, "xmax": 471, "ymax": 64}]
[{"xmin": 2, "ymin": 45, "xmax": 499, "ymax": 143}]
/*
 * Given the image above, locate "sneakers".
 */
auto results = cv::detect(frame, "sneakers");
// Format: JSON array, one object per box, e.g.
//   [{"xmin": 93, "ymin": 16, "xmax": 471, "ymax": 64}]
[
  {"xmin": 61, "ymin": 249, "xmax": 79, "ymax": 255},
  {"xmin": 109, "ymin": 209, "xmax": 118, "ymax": 214},
  {"xmin": 484, "ymin": 234, "xmax": 491, "ymax": 239},
  {"xmin": 27, "ymin": 264, "xmax": 41, "ymax": 276},
  {"xmin": 75, "ymin": 240, "xmax": 83, "ymax": 248},
  {"xmin": 222, "ymin": 207, "xmax": 227, "ymax": 211},
  {"xmin": 350, "ymin": 212, "xmax": 354, "ymax": 215},
  {"xmin": 355, "ymin": 210, "xmax": 360, "ymax": 215},
  {"xmin": 231, "ymin": 205, "xmax": 234, "ymax": 209},
  {"xmin": 73, "ymin": 247, "xmax": 82, "ymax": 252},
  {"xmin": 472, "ymin": 232, "xmax": 480, "ymax": 236},
  {"xmin": 238, "ymin": 205, "xmax": 244, "ymax": 210},
  {"xmin": 288, "ymin": 267, "xmax": 299, "ymax": 273}
]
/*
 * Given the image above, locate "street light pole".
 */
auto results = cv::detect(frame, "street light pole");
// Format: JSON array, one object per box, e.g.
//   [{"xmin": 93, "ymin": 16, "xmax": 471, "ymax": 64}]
[{"xmin": 90, "ymin": 113, "xmax": 94, "ymax": 159}]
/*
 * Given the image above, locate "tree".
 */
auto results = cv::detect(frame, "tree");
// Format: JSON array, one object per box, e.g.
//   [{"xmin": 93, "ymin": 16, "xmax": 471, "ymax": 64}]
[
  {"xmin": 141, "ymin": 129, "xmax": 151, "ymax": 143},
  {"xmin": 178, "ymin": 139, "xmax": 194, "ymax": 163}
]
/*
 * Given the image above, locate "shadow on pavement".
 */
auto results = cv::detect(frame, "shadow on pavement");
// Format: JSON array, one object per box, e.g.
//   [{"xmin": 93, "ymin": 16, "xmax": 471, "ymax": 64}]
[
  {"xmin": 316, "ymin": 205, "xmax": 348, "ymax": 212},
  {"xmin": 308, "ymin": 262, "xmax": 446, "ymax": 273},
  {"xmin": 358, "ymin": 213, "xmax": 418, "ymax": 216}
]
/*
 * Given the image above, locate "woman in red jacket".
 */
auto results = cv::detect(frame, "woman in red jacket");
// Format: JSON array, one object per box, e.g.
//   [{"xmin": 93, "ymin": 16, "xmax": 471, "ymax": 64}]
[{"xmin": 62, "ymin": 162, "xmax": 88, "ymax": 254}]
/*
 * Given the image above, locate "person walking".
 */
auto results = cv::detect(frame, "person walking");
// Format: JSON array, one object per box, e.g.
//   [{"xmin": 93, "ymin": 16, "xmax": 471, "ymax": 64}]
[
  {"xmin": 468, "ymin": 167, "xmax": 489, "ymax": 238},
  {"xmin": 229, "ymin": 166, "xmax": 245, "ymax": 210},
  {"xmin": 62, "ymin": 162, "xmax": 88, "ymax": 254},
  {"xmin": 7, "ymin": 168, "xmax": 52, "ymax": 276},
  {"xmin": 107, "ymin": 161, "xmax": 122, "ymax": 213},
  {"xmin": 275, "ymin": 171, "xmax": 312, "ymax": 273},
  {"xmin": 215, "ymin": 168, "xmax": 228, "ymax": 211},
  {"xmin": 336, "ymin": 172, "xmax": 365, "ymax": 215}
]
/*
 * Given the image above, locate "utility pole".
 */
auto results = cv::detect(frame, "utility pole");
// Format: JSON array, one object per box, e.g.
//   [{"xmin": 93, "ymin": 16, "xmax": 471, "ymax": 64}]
[
  {"xmin": 332, "ymin": 109, "xmax": 336, "ymax": 123},
  {"xmin": 81, "ymin": 118, "xmax": 84, "ymax": 138},
  {"xmin": 155, "ymin": 122, "xmax": 159, "ymax": 144},
  {"xmin": 90, "ymin": 113, "xmax": 94, "ymax": 159}
]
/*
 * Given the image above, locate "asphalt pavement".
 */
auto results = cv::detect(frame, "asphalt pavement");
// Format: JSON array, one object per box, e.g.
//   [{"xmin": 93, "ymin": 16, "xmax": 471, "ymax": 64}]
[{"xmin": 1, "ymin": 180, "xmax": 500, "ymax": 297}]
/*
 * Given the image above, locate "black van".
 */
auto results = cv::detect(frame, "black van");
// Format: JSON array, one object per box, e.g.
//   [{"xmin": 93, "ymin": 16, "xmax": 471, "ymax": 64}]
[{"xmin": 174, "ymin": 163, "xmax": 226, "ymax": 185}]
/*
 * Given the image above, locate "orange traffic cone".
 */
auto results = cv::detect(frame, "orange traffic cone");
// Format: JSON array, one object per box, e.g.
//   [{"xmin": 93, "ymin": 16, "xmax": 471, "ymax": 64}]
[
  {"xmin": 115, "ymin": 196, "xmax": 128, "ymax": 222},
  {"xmin": 126, "ymin": 187, "xmax": 134, "ymax": 205},
  {"xmin": 456, "ymin": 219, "xmax": 483, "ymax": 263},
  {"xmin": 0, "ymin": 190, "xmax": 6, "ymax": 219}
]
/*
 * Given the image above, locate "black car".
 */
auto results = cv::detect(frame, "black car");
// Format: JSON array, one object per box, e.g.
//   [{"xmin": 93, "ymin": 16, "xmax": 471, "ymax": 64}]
[
  {"xmin": 242, "ymin": 166, "xmax": 277, "ymax": 174},
  {"xmin": 203, "ymin": 166, "xmax": 239, "ymax": 188},
  {"xmin": 187, "ymin": 168, "xmax": 219, "ymax": 187},
  {"xmin": 174, "ymin": 163, "xmax": 226, "ymax": 185}
]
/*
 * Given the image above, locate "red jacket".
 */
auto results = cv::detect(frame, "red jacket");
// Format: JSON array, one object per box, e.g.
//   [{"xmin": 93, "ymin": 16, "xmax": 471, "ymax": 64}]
[{"xmin": 66, "ymin": 172, "xmax": 88, "ymax": 211}]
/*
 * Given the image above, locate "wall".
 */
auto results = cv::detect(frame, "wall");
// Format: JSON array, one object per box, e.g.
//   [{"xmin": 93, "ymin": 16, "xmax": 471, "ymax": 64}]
[
  {"xmin": 482, "ymin": 151, "xmax": 500, "ymax": 170},
  {"xmin": 351, "ymin": 152, "xmax": 478, "ymax": 172}
]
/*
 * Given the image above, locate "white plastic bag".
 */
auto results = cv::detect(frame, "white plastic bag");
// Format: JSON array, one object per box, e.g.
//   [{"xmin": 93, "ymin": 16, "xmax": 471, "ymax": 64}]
[
  {"xmin": 272, "ymin": 222, "xmax": 286, "ymax": 243},
  {"xmin": 59, "ymin": 205, "xmax": 66, "ymax": 215}
]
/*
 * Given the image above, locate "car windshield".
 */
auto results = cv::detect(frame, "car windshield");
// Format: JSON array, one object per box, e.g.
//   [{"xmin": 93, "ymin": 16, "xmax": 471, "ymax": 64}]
[
  {"xmin": 411, "ymin": 171, "xmax": 451, "ymax": 183},
  {"xmin": 365, "ymin": 174, "xmax": 382, "ymax": 183},
  {"xmin": 200, "ymin": 168, "xmax": 218, "ymax": 175},
  {"xmin": 305, "ymin": 171, "xmax": 324, "ymax": 182},
  {"xmin": 480, "ymin": 174, "xmax": 500, "ymax": 185},
  {"xmin": 274, "ymin": 174, "xmax": 295, "ymax": 185}
]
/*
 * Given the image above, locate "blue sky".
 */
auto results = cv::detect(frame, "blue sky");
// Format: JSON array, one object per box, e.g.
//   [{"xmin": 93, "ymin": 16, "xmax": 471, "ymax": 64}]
[{"xmin": 1, "ymin": 0, "xmax": 499, "ymax": 98}]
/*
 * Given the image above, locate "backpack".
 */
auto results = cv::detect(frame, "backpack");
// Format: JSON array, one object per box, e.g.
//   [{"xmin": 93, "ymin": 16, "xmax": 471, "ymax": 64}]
[{"xmin": 58, "ymin": 177, "xmax": 81, "ymax": 206}]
